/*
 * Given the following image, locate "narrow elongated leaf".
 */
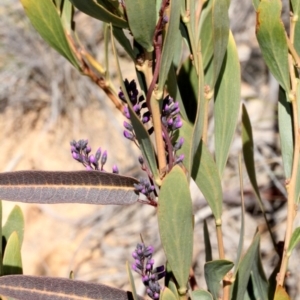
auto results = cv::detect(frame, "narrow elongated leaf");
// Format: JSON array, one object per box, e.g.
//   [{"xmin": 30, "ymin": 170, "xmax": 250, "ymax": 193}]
[
  {"xmin": 204, "ymin": 260, "xmax": 233, "ymax": 299},
  {"xmin": 278, "ymin": 88, "xmax": 293, "ymax": 179},
  {"xmin": 231, "ymin": 233, "xmax": 260, "ymax": 300},
  {"xmin": 125, "ymin": 0, "xmax": 156, "ymax": 51},
  {"xmin": 256, "ymin": 0, "xmax": 290, "ymax": 92},
  {"xmin": 192, "ymin": 142, "xmax": 223, "ymax": 220},
  {"xmin": 0, "ymin": 171, "xmax": 139, "ymax": 205},
  {"xmin": 199, "ymin": 0, "xmax": 213, "ymax": 70},
  {"xmin": 20, "ymin": 0, "xmax": 80, "ymax": 69},
  {"xmin": 167, "ymin": 281, "xmax": 179, "ymax": 299},
  {"xmin": 158, "ymin": 166, "xmax": 193, "ymax": 292},
  {"xmin": 126, "ymin": 261, "xmax": 139, "ymax": 300},
  {"xmin": 0, "ymin": 275, "xmax": 143, "ymax": 300},
  {"xmin": 178, "ymin": 119, "xmax": 222, "ymax": 219},
  {"xmin": 70, "ymin": 0, "xmax": 127, "ymax": 28},
  {"xmin": 160, "ymin": 287, "xmax": 177, "ymax": 300},
  {"xmin": 214, "ymin": 31, "xmax": 240, "ymax": 176},
  {"xmin": 288, "ymin": 227, "xmax": 300, "ymax": 253},
  {"xmin": 111, "ymin": 26, "xmax": 160, "ymax": 183},
  {"xmin": 158, "ymin": 0, "xmax": 181, "ymax": 91},
  {"xmin": 191, "ymin": 290, "xmax": 213, "ymax": 300},
  {"xmin": 112, "ymin": 27, "xmax": 136, "ymax": 61},
  {"xmin": 203, "ymin": 220, "xmax": 212, "ymax": 262},
  {"xmin": 212, "ymin": 0, "xmax": 229, "ymax": 87},
  {"xmin": 249, "ymin": 237, "xmax": 268, "ymax": 300},
  {"xmin": 291, "ymin": 0, "xmax": 300, "ymax": 56},
  {"xmin": 3, "ymin": 232, "xmax": 22, "ymax": 276},
  {"xmin": 2, "ymin": 205, "xmax": 24, "ymax": 246}
]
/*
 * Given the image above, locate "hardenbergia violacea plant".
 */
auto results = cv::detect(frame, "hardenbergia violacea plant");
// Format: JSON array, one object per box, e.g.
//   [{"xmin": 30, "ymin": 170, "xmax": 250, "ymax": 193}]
[{"xmin": 1, "ymin": 0, "xmax": 300, "ymax": 299}]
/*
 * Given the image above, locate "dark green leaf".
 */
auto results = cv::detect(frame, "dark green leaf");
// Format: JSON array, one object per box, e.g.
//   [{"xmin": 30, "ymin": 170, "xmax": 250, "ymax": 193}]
[
  {"xmin": 231, "ymin": 233, "xmax": 260, "ymax": 300},
  {"xmin": 278, "ymin": 88, "xmax": 293, "ymax": 179},
  {"xmin": 288, "ymin": 227, "xmax": 300, "ymax": 253},
  {"xmin": 112, "ymin": 27, "xmax": 135, "ymax": 61},
  {"xmin": 2, "ymin": 205, "xmax": 24, "ymax": 247},
  {"xmin": 3, "ymin": 232, "xmax": 22, "ymax": 275},
  {"xmin": 20, "ymin": 0, "xmax": 80, "ymax": 69},
  {"xmin": 192, "ymin": 142, "xmax": 223, "ymax": 220},
  {"xmin": 291, "ymin": 0, "xmax": 300, "ymax": 56},
  {"xmin": 0, "ymin": 171, "xmax": 139, "ymax": 205},
  {"xmin": 199, "ymin": 0, "xmax": 213, "ymax": 70},
  {"xmin": 203, "ymin": 220, "xmax": 212, "ymax": 262},
  {"xmin": 212, "ymin": 0, "xmax": 229, "ymax": 87},
  {"xmin": 158, "ymin": 166, "xmax": 193, "ymax": 292},
  {"xmin": 158, "ymin": 0, "xmax": 181, "ymax": 91},
  {"xmin": 204, "ymin": 260, "xmax": 233, "ymax": 299},
  {"xmin": 0, "ymin": 275, "xmax": 143, "ymax": 300},
  {"xmin": 125, "ymin": 0, "xmax": 156, "ymax": 51},
  {"xmin": 191, "ymin": 289, "xmax": 213, "ymax": 300},
  {"xmin": 256, "ymin": 0, "xmax": 290, "ymax": 92},
  {"xmin": 214, "ymin": 31, "xmax": 240, "ymax": 176},
  {"xmin": 70, "ymin": 0, "xmax": 127, "ymax": 28}
]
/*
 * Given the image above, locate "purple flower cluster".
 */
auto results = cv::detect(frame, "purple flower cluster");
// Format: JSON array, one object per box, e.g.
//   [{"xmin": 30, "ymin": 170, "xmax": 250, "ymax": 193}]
[
  {"xmin": 132, "ymin": 243, "xmax": 165, "ymax": 300},
  {"xmin": 70, "ymin": 139, "xmax": 118, "ymax": 173},
  {"xmin": 161, "ymin": 95, "xmax": 182, "ymax": 132},
  {"xmin": 134, "ymin": 178, "xmax": 155, "ymax": 198}
]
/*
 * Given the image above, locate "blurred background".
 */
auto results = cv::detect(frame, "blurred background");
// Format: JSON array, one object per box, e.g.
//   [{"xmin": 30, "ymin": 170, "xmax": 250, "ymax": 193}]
[{"xmin": 1, "ymin": 0, "xmax": 300, "ymax": 298}]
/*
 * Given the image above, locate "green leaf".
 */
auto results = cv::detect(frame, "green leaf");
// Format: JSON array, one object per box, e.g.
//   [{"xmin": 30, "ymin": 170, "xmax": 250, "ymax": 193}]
[
  {"xmin": 177, "ymin": 120, "xmax": 223, "ymax": 220},
  {"xmin": 20, "ymin": 0, "xmax": 80, "ymax": 69},
  {"xmin": 192, "ymin": 142, "xmax": 223, "ymax": 220},
  {"xmin": 278, "ymin": 88, "xmax": 293, "ymax": 178},
  {"xmin": 126, "ymin": 261, "xmax": 139, "ymax": 300},
  {"xmin": 231, "ymin": 233, "xmax": 261, "ymax": 300},
  {"xmin": 0, "ymin": 171, "xmax": 139, "ymax": 205},
  {"xmin": 2, "ymin": 205, "xmax": 24, "ymax": 247},
  {"xmin": 158, "ymin": 166, "xmax": 193, "ymax": 292},
  {"xmin": 199, "ymin": 0, "xmax": 213, "ymax": 70},
  {"xmin": 256, "ymin": 0, "xmax": 290, "ymax": 92},
  {"xmin": 167, "ymin": 281, "xmax": 179, "ymax": 299},
  {"xmin": 191, "ymin": 289, "xmax": 213, "ymax": 300},
  {"xmin": 3, "ymin": 232, "xmax": 22, "ymax": 275},
  {"xmin": 291, "ymin": 0, "xmax": 300, "ymax": 56},
  {"xmin": 158, "ymin": 0, "xmax": 181, "ymax": 91},
  {"xmin": 252, "ymin": 0, "xmax": 260, "ymax": 11},
  {"xmin": 203, "ymin": 220, "xmax": 212, "ymax": 262},
  {"xmin": 70, "ymin": 0, "xmax": 127, "ymax": 28},
  {"xmin": 204, "ymin": 260, "xmax": 233, "ymax": 299},
  {"xmin": 60, "ymin": 0, "xmax": 73, "ymax": 32},
  {"xmin": 212, "ymin": 0, "xmax": 229, "ymax": 87},
  {"xmin": 0, "ymin": 275, "xmax": 143, "ymax": 300},
  {"xmin": 160, "ymin": 287, "xmax": 177, "ymax": 300},
  {"xmin": 110, "ymin": 26, "xmax": 160, "ymax": 183},
  {"xmin": 177, "ymin": 58, "xmax": 198, "ymax": 123},
  {"xmin": 125, "ymin": 0, "xmax": 156, "ymax": 51},
  {"xmin": 249, "ymin": 238, "xmax": 268, "ymax": 300},
  {"xmin": 288, "ymin": 227, "xmax": 300, "ymax": 253},
  {"xmin": 214, "ymin": 31, "xmax": 240, "ymax": 176},
  {"xmin": 112, "ymin": 27, "xmax": 135, "ymax": 61}
]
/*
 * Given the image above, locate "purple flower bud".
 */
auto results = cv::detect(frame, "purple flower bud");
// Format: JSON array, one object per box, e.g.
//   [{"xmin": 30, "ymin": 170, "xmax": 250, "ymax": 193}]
[
  {"xmin": 124, "ymin": 107, "xmax": 130, "ymax": 119},
  {"xmin": 101, "ymin": 150, "xmax": 107, "ymax": 166},
  {"xmin": 71, "ymin": 146, "xmax": 77, "ymax": 153},
  {"xmin": 173, "ymin": 116, "xmax": 183, "ymax": 130},
  {"xmin": 174, "ymin": 137, "xmax": 184, "ymax": 151},
  {"xmin": 89, "ymin": 154, "xmax": 96, "ymax": 164},
  {"xmin": 132, "ymin": 251, "xmax": 138, "ymax": 259},
  {"xmin": 123, "ymin": 121, "xmax": 133, "ymax": 131},
  {"xmin": 167, "ymin": 118, "xmax": 173, "ymax": 127},
  {"xmin": 72, "ymin": 152, "xmax": 79, "ymax": 160},
  {"xmin": 95, "ymin": 148, "xmax": 101, "ymax": 161},
  {"xmin": 124, "ymin": 130, "xmax": 134, "ymax": 140},
  {"xmin": 112, "ymin": 164, "xmax": 119, "ymax": 174},
  {"xmin": 85, "ymin": 145, "xmax": 91, "ymax": 154},
  {"xmin": 133, "ymin": 104, "xmax": 140, "ymax": 114},
  {"xmin": 144, "ymin": 246, "xmax": 154, "ymax": 256},
  {"xmin": 86, "ymin": 166, "xmax": 93, "ymax": 171},
  {"xmin": 175, "ymin": 154, "xmax": 184, "ymax": 164},
  {"xmin": 138, "ymin": 156, "xmax": 144, "ymax": 165}
]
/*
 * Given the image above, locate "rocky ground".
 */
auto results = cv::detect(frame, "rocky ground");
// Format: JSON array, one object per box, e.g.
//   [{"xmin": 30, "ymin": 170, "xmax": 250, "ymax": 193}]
[{"xmin": 1, "ymin": 0, "xmax": 300, "ymax": 298}]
